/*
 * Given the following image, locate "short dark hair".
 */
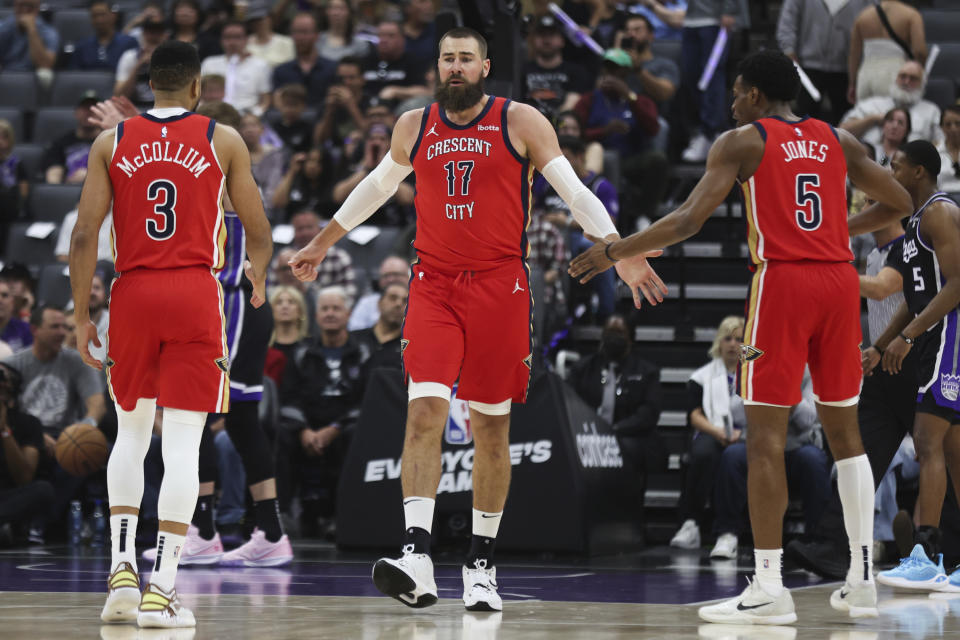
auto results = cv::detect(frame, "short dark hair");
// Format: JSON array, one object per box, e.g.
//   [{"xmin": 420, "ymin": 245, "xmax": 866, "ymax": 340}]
[
  {"xmin": 737, "ymin": 49, "xmax": 800, "ymax": 103},
  {"xmin": 439, "ymin": 27, "xmax": 488, "ymax": 59},
  {"xmin": 625, "ymin": 13, "xmax": 654, "ymax": 34},
  {"xmin": 558, "ymin": 134, "xmax": 585, "ymax": 156},
  {"xmin": 150, "ymin": 40, "xmax": 201, "ymax": 92},
  {"xmin": 941, "ymin": 104, "xmax": 960, "ymax": 125},
  {"xmin": 900, "ymin": 139, "xmax": 941, "ymax": 178},
  {"xmin": 338, "ymin": 55, "xmax": 364, "ymax": 71},
  {"xmin": 30, "ymin": 303, "xmax": 61, "ymax": 328},
  {"xmin": 196, "ymin": 100, "xmax": 242, "ymax": 130}
]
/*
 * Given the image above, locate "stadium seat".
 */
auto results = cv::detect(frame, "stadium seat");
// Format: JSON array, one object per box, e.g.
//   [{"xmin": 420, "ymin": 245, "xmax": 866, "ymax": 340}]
[
  {"xmin": 52, "ymin": 9, "xmax": 94, "ymax": 50},
  {"xmin": 933, "ymin": 0, "xmax": 959, "ymax": 10},
  {"xmin": 3, "ymin": 221, "xmax": 57, "ymax": 267},
  {"xmin": 345, "ymin": 226, "xmax": 402, "ymax": 272},
  {"xmin": 929, "ymin": 43, "xmax": 960, "ymax": 82},
  {"xmin": 924, "ymin": 76, "xmax": 955, "ymax": 109},
  {"xmin": 0, "ymin": 109, "xmax": 25, "ymax": 143},
  {"xmin": 32, "ymin": 108, "xmax": 78, "ymax": 145},
  {"xmin": 35, "ymin": 263, "xmax": 73, "ymax": 308},
  {"xmin": 0, "ymin": 72, "xmax": 39, "ymax": 110},
  {"xmin": 924, "ymin": 11, "xmax": 960, "ymax": 43},
  {"xmin": 49, "ymin": 71, "xmax": 115, "ymax": 107},
  {"xmin": 651, "ymin": 41, "xmax": 682, "ymax": 68},
  {"xmin": 12, "ymin": 144, "xmax": 46, "ymax": 181},
  {"xmin": 27, "ymin": 184, "xmax": 82, "ymax": 223}
]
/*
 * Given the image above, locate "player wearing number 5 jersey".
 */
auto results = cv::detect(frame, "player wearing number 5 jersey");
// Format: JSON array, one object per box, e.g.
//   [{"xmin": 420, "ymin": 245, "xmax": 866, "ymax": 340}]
[
  {"xmin": 69, "ymin": 41, "xmax": 272, "ymax": 629},
  {"xmin": 288, "ymin": 27, "xmax": 666, "ymax": 613},
  {"xmin": 571, "ymin": 50, "xmax": 914, "ymax": 625}
]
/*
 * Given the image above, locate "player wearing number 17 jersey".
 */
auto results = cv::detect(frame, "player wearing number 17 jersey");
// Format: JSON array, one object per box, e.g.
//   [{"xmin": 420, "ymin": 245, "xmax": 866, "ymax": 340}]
[
  {"xmin": 289, "ymin": 27, "xmax": 666, "ymax": 613},
  {"xmin": 69, "ymin": 41, "xmax": 272, "ymax": 629},
  {"xmin": 571, "ymin": 50, "xmax": 914, "ymax": 624}
]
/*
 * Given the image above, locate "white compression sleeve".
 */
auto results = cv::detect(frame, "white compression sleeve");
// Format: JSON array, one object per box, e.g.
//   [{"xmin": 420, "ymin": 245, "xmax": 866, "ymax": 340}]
[
  {"xmin": 332, "ymin": 153, "xmax": 413, "ymax": 231},
  {"xmin": 540, "ymin": 155, "xmax": 617, "ymax": 239}
]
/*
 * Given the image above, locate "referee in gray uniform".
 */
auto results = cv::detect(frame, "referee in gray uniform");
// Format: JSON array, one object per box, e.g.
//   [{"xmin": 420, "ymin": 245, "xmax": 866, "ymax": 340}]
[{"xmin": 787, "ymin": 217, "xmax": 917, "ymax": 577}]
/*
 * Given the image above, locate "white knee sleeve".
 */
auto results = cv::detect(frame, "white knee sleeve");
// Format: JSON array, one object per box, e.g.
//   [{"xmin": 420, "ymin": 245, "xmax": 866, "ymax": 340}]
[
  {"xmin": 107, "ymin": 397, "xmax": 157, "ymax": 509},
  {"xmin": 468, "ymin": 399, "xmax": 512, "ymax": 415},
  {"xmin": 157, "ymin": 408, "xmax": 206, "ymax": 524},
  {"xmin": 408, "ymin": 378, "xmax": 452, "ymax": 402}
]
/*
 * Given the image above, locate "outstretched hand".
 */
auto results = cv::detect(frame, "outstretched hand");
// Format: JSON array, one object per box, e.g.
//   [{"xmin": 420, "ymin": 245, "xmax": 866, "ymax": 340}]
[
  {"xmin": 89, "ymin": 96, "xmax": 139, "ymax": 130},
  {"xmin": 568, "ymin": 235, "xmax": 667, "ymax": 308}
]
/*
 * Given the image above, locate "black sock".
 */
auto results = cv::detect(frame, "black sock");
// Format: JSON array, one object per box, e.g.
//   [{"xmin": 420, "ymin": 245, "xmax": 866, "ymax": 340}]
[
  {"xmin": 915, "ymin": 525, "xmax": 942, "ymax": 560},
  {"xmin": 466, "ymin": 534, "xmax": 496, "ymax": 568},
  {"xmin": 255, "ymin": 498, "xmax": 283, "ymax": 543},
  {"xmin": 403, "ymin": 526, "xmax": 431, "ymax": 555},
  {"xmin": 193, "ymin": 495, "xmax": 215, "ymax": 540}
]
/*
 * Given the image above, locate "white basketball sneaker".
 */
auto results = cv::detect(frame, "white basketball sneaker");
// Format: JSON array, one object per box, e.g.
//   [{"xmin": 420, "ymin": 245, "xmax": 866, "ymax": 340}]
[
  {"xmin": 101, "ymin": 561, "xmax": 141, "ymax": 623},
  {"xmin": 462, "ymin": 559, "xmax": 502, "ymax": 611},
  {"xmin": 372, "ymin": 544, "xmax": 438, "ymax": 608},
  {"xmin": 698, "ymin": 577, "xmax": 797, "ymax": 625},
  {"xmin": 829, "ymin": 581, "xmax": 879, "ymax": 618},
  {"xmin": 137, "ymin": 582, "xmax": 196, "ymax": 628}
]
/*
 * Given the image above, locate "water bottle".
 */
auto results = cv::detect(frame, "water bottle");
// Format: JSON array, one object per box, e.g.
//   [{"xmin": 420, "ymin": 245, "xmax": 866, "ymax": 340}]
[
  {"xmin": 91, "ymin": 500, "xmax": 106, "ymax": 547},
  {"xmin": 68, "ymin": 500, "xmax": 83, "ymax": 546}
]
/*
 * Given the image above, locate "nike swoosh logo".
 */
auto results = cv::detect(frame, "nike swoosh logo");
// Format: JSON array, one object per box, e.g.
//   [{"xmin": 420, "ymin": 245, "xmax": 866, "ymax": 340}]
[
  {"xmin": 403, "ymin": 498, "xmax": 425, "ymax": 505},
  {"xmin": 480, "ymin": 514, "xmax": 499, "ymax": 518},
  {"xmin": 736, "ymin": 602, "xmax": 774, "ymax": 611},
  {"xmin": 839, "ymin": 590, "xmax": 849, "ymax": 599}
]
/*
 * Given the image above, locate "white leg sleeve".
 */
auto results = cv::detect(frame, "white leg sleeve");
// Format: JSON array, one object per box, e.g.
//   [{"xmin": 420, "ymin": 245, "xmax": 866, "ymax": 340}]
[
  {"xmin": 468, "ymin": 399, "xmax": 512, "ymax": 416},
  {"xmin": 157, "ymin": 409, "xmax": 206, "ymax": 524},
  {"xmin": 107, "ymin": 397, "xmax": 157, "ymax": 509},
  {"xmin": 408, "ymin": 377, "xmax": 452, "ymax": 402}
]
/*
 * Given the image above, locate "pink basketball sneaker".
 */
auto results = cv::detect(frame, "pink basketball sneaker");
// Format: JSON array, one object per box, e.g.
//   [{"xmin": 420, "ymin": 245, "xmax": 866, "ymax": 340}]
[
  {"xmin": 141, "ymin": 524, "xmax": 224, "ymax": 566},
  {"xmin": 220, "ymin": 529, "xmax": 293, "ymax": 567}
]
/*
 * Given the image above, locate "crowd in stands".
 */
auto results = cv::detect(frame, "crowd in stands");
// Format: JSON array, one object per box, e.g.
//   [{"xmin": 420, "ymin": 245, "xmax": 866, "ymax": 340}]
[{"xmin": 0, "ymin": 0, "xmax": 958, "ymax": 561}]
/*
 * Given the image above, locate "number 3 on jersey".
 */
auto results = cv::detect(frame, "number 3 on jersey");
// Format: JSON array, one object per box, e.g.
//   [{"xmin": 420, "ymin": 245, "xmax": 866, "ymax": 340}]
[
  {"xmin": 146, "ymin": 179, "xmax": 176, "ymax": 241},
  {"xmin": 795, "ymin": 174, "xmax": 822, "ymax": 231}
]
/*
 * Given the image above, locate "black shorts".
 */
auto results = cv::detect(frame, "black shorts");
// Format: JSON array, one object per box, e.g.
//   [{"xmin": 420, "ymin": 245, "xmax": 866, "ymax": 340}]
[{"xmin": 224, "ymin": 286, "xmax": 273, "ymax": 402}]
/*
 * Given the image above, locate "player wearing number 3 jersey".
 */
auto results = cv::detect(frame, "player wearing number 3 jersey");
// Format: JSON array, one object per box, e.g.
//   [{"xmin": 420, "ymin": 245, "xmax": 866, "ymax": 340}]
[
  {"xmin": 571, "ymin": 50, "xmax": 914, "ymax": 625},
  {"xmin": 288, "ymin": 27, "xmax": 666, "ymax": 613},
  {"xmin": 68, "ymin": 41, "xmax": 272, "ymax": 629}
]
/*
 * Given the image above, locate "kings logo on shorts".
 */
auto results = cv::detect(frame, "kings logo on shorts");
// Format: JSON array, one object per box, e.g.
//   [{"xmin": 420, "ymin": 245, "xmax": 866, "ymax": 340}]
[
  {"xmin": 444, "ymin": 383, "xmax": 472, "ymax": 445},
  {"xmin": 941, "ymin": 373, "xmax": 960, "ymax": 402}
]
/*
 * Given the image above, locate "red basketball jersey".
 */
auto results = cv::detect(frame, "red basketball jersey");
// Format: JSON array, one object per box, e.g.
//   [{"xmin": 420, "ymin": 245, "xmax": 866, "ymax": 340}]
[
  {"xmin": 409, "ymin": 97, "xmax": 533, "ymax": 272},
  {"xmin": 109, "ymin": 111, "xmax": 226, "ymax": 273},
  {"xmin": 741, "ymin": 117, "xmax": 853, "ymax": 265}
]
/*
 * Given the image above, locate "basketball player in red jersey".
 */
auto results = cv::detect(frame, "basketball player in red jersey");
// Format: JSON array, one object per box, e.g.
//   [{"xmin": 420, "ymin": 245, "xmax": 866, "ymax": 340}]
[
  {"xmin": 69, "ymin": 41, "xmax": 272, "ymax": 628},
  {"xmin": 572, "ymin": 50, "xmax": 914, "ymax": 624},
  {"xmin": 289, "ymin": 27, "xmax": 666, "ymax": 611}
]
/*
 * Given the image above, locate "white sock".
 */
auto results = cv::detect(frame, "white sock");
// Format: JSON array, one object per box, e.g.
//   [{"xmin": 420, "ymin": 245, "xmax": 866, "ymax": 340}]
[
  {"xmin": 836, "ymin": 454, "xmax": 875, "ymax": 584},
  {"xmin": 150, "ymin": 530, "xmax": 186, "ymax": 592},
  {"xmin": 403, "ymin": 496, "xmax": 435, "ymax": 534},
  {"xmin": 110, "ymin": 514, "xmax": 137, "ymax": 573},
  {"xmin": 754, "ymin": 548, "xmax": 784, "ymax": 596},
  {"xmin": 473, "ymin": 509, "xmax": 503, "ymax": 539}
]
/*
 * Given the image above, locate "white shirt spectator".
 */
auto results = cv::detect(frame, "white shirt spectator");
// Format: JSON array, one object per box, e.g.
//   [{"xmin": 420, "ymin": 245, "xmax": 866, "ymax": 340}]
[
  {"xmin": 247, "ymin": 33, "xmax": 295, "ymax": 68},
  {"xmin": 842, "ymin": 96, "xmax": 943, "ymax": 148},
  {"xmin": 200, "ymin": 54, "xmax": 271, "ymax": 115},
  {"xmin": 347, "ymin": 292, "xmax": 380, "ymax": 331},
  {"xmin": 937, "ymin": 140, "xmax": 960, "ymax": 195},
  {"xmin": 55, "ymin": 209, "xmax": 113, "ymax": 262}
]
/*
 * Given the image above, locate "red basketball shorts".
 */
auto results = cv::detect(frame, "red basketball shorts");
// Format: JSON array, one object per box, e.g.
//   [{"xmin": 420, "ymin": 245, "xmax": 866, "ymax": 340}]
[
  {"xmin": 739, "ymin": 260, "xmax": 862, "ymax": 406},
  {"xmin": 402, "ymin": 259, "xmax": 533, "ymax": 404},
  {"xmin": 107, "ymin": 267, "xmax": 230, "ymax": 413}
]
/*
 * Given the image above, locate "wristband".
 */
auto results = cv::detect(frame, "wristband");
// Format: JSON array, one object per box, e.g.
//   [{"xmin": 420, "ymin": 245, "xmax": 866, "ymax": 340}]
[
  {"xmin": 899, "ymin": 332, "xmax": 914, "ymax": 345},
  {"xmin": 0, "ymin": 429, "xmax": 10, "ymax": 438},
  {"xmin": 604, "ymin": 242, "xmax": 618, "ymax": 263},
  {"xmin": 82, "ymin": 416, "xmax": 98, "ymax": 427},
  {"xmin": 871, "ymin": 344, "xmax": 884, "ymax": 355}
]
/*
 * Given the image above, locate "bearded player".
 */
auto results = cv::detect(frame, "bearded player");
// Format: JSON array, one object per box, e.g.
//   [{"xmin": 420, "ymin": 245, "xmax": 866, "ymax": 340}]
[{"xmin": 289, "ymin": 27, "xmax": 666, "ymax": 611}]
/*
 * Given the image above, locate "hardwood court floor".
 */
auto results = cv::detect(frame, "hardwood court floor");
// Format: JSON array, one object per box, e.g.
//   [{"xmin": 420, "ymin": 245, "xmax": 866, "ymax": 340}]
[{"xmin": 0, "ymin": 544, "xmax": 958, "ymax": 639}]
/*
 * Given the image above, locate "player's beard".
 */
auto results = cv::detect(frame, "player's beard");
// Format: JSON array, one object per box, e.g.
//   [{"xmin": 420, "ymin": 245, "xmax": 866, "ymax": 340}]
[{"xmin": 435, "ymin": 74, "xmax": 485, "ymax": 113}]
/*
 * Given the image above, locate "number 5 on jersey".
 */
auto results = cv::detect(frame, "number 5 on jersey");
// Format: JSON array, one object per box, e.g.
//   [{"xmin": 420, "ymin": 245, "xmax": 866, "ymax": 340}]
[
  {"xmin": 146, "ymin": 179, "xmax": 177, "ymax": 240},
  {"xmin": 795, "ymin": 174, "xmax": 821, "ymax": 231}
]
